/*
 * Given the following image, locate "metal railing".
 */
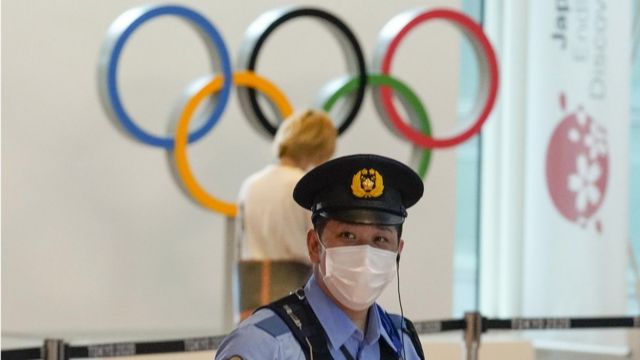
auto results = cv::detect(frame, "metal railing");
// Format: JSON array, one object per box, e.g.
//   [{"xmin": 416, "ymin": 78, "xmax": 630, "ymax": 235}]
[{"xmin": 3, "ymin": 313, "xmax": 639, "ymax": 360}]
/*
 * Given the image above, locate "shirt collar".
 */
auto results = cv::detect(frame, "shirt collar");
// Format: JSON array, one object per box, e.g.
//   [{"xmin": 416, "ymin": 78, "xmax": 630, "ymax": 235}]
[{"xmin": 304, "ymin": 275, "xmax": 394, "ymax": 350}]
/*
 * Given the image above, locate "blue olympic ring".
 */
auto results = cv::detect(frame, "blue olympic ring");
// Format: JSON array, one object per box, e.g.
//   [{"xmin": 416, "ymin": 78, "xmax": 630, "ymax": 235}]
[{"xmin": 98, "ymin": 5, "xmax": 233, "ymax": 149}]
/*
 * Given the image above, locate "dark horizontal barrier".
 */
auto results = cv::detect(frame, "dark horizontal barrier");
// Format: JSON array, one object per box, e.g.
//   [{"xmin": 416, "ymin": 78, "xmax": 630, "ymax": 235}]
[
  {"xmin": 69, "ymin": 335, "xmax": 227, "ymax": 358},
  {"xmin": 485, "ymin": 316, "xmax": 640, "ymax": 331},
  {"xmin": 2, "ymin": 347, "xmax": 42, "ymax": 360},
  {"xmin": 3, "ymin": 315, "xmax": 639, "ymax": 359},
  {"xmin": 412, "ymin": 319, "xmax": 467, "ymax": 333}
]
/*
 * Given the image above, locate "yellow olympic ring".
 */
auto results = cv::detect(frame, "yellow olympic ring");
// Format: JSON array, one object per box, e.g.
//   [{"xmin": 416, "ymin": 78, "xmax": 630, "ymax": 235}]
[{"xmin": 174, "ymin": 71, "xmax": 293, "ymax": 217}]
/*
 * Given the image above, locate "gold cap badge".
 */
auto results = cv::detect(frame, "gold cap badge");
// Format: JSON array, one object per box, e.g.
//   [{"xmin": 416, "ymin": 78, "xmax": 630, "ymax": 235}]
[{"xmin": 351, "ymin": 168, "xmax": 384, "ymax": 198}]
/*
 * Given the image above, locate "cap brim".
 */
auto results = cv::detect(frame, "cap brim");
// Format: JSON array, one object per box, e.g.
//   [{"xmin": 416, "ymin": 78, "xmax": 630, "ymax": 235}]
[{"xmin": 316, "ymin": 208, "xmax": 405, "ymax": 226}]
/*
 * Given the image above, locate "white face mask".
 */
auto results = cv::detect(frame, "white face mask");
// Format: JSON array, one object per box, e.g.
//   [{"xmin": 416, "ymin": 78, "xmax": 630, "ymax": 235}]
[{"xmin": 319, "ymin": 243, "xmax": 398, "ymax": 311}]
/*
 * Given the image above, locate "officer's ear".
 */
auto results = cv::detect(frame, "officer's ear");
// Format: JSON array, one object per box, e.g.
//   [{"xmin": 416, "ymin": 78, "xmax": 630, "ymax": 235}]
[
  {"xmin": 396, "ymin": 239, "xmax": 404, "ymax": 266},
  {"xmin": 307, "ymin": 229, "xmax": 322, "ymax": 264}
]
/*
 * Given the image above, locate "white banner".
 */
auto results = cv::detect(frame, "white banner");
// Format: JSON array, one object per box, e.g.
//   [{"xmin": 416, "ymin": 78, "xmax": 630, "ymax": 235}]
[{"xmin": 523, "ymin": 0, "xmax": 631, "ymax": 347}]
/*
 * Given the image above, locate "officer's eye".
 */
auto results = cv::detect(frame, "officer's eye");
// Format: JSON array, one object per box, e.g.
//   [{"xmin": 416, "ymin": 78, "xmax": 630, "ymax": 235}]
[
  {"xmin": 373, "ymin": 236, "xmax": 390, "ymax": 244},
  {"xmin": 338, "ymin": 231, "xmax": 356, "ymax": 240}
]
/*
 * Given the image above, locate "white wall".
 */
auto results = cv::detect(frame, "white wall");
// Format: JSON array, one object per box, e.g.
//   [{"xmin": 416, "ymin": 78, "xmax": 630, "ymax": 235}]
[{"xmin": 1, "ymin": 0, "xmax": 463, "ymax": 342}]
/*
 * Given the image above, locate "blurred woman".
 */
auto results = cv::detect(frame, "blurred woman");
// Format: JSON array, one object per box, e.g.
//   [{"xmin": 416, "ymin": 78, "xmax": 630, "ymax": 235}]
[{"xmin": 236, "ymin": 109, "xmax": 337, "ymax": 319}]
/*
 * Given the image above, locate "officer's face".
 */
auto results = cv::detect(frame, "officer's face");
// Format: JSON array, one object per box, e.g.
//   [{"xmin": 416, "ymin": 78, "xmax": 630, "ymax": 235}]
[{"xmin": 307, "ymin": 219, "xmax": 403, "ymax": 264}]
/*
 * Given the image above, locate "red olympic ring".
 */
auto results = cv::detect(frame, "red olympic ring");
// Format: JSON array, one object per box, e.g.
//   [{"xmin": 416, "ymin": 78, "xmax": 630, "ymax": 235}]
[{"xmin": 376, "ymin": 9, "xmax": 499, "ymax": 148}]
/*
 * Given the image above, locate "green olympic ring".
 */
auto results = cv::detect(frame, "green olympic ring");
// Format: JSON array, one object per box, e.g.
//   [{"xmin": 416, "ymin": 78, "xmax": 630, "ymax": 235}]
[{"xmin": 320, "ymin": 74, "xmax": 433, "ymax": 179}]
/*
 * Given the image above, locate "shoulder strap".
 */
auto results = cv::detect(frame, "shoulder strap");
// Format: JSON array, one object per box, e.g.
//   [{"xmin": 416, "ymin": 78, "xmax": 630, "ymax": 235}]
[
  {"xmin": 257, "ymin": 289, "xmax": 333, "ymax": 360},
  {"xmin": 403, "ymin": 318, "xmax": 425, "ymax": 360},
  {"xmin": 259, "ymin": 291, "xmax": 425, "ymax": 360},
  {"xmin": 387, "ymin": 314, "xmax": 426, "ymax": 360},
  {"xmin": 378, "ymin": 339, "xmax": 401, "ymax": 360}
]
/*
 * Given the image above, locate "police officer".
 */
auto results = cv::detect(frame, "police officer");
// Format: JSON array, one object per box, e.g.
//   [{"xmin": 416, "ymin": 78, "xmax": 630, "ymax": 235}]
[{"xmin": 216, "ymin": 154, "xmax": 425, "ymax": 360}]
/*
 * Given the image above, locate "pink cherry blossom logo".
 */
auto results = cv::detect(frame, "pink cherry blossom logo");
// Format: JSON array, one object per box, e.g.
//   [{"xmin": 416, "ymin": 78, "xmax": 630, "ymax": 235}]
[{"xmin": 546, "ymin": 93, "xmax": 608, "ymax": 233}]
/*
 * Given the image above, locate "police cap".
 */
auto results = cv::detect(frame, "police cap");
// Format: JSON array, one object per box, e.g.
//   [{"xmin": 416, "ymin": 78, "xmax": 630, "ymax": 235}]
[{"xmin": 293, "ymin": 154, "xmax": 424, "ymax": 225}]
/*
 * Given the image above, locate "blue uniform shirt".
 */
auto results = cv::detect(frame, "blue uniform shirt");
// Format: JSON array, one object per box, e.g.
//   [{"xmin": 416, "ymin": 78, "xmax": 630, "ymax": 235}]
[{"xmin": 215, "ymin": 275, "xmax": 423, "ymax": 360}]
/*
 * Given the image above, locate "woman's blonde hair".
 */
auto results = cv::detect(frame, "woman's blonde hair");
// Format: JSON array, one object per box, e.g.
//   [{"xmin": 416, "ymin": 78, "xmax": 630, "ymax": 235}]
[{"xmin": 273, "ymin": 109, "xmax": 337, "ymax": 165}]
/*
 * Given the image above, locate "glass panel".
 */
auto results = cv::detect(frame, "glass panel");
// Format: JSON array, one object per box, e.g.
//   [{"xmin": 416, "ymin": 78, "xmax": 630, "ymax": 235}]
[
  {"xmin": 628, "ymin": 0, "xmax": 640, "ymax": 313},
  {"xmin": 453, "ymin": 0, "xmax": 484, "ymax": 317}
]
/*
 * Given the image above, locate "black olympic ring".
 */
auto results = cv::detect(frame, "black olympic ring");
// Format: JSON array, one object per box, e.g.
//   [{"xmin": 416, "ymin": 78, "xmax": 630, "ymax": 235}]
[{"xmin": 236, "ymin": 7, "xmax": 368, "ymax": 136}]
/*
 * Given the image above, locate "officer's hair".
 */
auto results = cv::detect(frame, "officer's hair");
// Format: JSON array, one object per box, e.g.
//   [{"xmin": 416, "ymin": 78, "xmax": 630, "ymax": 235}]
[
  {"xmin": 273, "ymin": 109, "xmax": 337, "ymax": 165},
  {"xmin": 312, "ymin": 215, "xmax": 403, "ymax": 243}
]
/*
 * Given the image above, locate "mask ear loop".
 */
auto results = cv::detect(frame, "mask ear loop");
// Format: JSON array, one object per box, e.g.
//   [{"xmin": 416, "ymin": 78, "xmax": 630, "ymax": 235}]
[
  {"xmin": 314, "ymin": 230, "xmax": 330, "ymax": 280},
  {"xmin": 314, "ymin": 230, "xmax": 327, "ymax": 254}
]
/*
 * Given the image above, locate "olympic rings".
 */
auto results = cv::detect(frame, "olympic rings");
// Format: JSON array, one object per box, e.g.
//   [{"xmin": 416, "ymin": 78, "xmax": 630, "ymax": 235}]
[
  {"xmin": 174, "ymin": 71, "xmax": 293, "ymax": 217},
  {"xmin": 100, "ymin": 5, "xmax": 500, "ymax": 216},
  {"xmin": 372, "ymin": 8, "xmax": 499, "ymax": 148},
  {"xmin": 98, "ymin": 5, "xmax": 233, "ymax": 149},
  {"xmin": 318, "ymin": 74, "xmax": 433, "ymax": 178},
  {"xmin": 236, "ymin": 6, "xmax": 367, "ymax": 137}
]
